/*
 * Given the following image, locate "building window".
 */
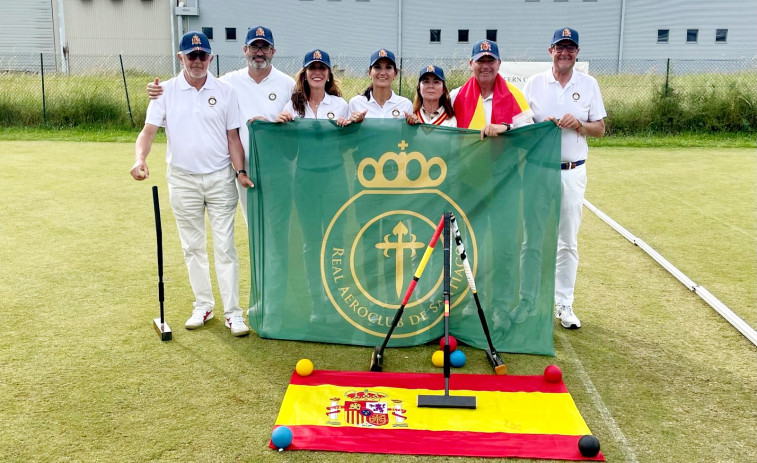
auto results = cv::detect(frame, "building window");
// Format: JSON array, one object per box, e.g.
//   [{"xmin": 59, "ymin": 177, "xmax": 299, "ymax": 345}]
[
  {"xmin": 583, "ymin": 0, "xmax": 598, "ymax": 2},
  {"xmin": 225, "ymin": 27, "xmax": 236, "ymax": 41},
  {"xmin": 715, "ymin": 28, "xmax": 728, "ymax": 43},
  {"xmin": 525, "ymin": 0, "xmax": 539, "ymax": 2},
  {"xmin": 430, "ymin": 29, "xmax": 441, "ymax": 43},
  {"xmin": 458, "ymin": 29, "xmax": 469, "ymax": 43},
  {"xmin": 686, "ymin": 29, "xmax": 698, "ymax": 43},
  {"xmin": 657, "ymin": 29, "xmax": 669, "ymax": 43},
  {"xmin": 554, "ymin": 0, "xmax": 568, "ymax": 2},
  {"xmin": 486, "ymin": 29, "xmax": 497, "ymax": 42},
  {"xmin": 202, "ymin": 27, "xmax": 213, "ymax": 40}
]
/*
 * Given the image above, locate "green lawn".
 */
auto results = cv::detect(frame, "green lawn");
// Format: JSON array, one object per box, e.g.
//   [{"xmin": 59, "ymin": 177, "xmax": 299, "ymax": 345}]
[{"xmin": 0, "ymin": 140, "xmax": 754, "ymax": 462}]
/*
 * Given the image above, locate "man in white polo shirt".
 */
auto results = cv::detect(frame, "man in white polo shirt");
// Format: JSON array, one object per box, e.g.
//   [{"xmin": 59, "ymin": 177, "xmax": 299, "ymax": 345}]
[
  {"xmin": 148, "ymin": 26, "xmax": 294, "ymax": 224},
  {"xmin": 523, "ymin": 27, "xmax": 607, "ymax": 329},
  {"xmin": 132, "ymin": 31, "xmax": 255, "ymax": 336}
]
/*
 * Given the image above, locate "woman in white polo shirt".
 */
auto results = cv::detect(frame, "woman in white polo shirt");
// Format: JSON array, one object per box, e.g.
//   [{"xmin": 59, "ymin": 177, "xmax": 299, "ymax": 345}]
[
  {"xmin": 274, "ymin": 50, "xmax": 350, "ymax": 325},
  {"xmin": 405, "ymin": 65, "xmax": 457, "ymax": 127},
  {"xmin": 276, "ymin": 49, "xmax": 350, "ymax": 124},
  {"xmin": 348, "ymin": 49, "xmax": 412, "ymax": 121}
]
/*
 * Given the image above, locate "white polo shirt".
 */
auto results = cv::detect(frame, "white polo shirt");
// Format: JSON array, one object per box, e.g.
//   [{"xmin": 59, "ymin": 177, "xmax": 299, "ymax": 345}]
[
  {"xmin": 282, "ymin": 93, "xmax": 349, "ymax": 120},
  {"xmin": 145, "ymin": 71, "xmax": 241, "ymax": 174},
  {"xmin": 220, "ymin": 65, "xmax": 295, "ymax": 156},
  {"xmin": 523, "ymin": 69, "xmax": 606, "ymax": 162},
  {"xmin": 348, "ymin": 91, "xmax": 413, "ymax": 119}
]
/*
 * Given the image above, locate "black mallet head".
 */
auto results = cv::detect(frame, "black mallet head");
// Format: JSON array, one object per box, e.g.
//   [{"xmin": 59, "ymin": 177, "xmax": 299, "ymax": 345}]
[
  {"xmin": 369, "ymin": 346, "xmax": 384, "ymax": 372},
  {"xmin": 578, "ymin": 435, "xmax": 600, "ymax": 457},
  {"xmin": 153, "ymin": 318, "xmax": 172, "ymax": 341}
]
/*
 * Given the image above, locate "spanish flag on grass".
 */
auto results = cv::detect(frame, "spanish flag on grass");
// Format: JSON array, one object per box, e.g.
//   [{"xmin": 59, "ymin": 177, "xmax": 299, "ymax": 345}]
[
  {"xmin": 271, "ymin": 369, "xmax": 604, "ymax": 460},
  {"xmin": 453, "ymin": 74, "xmax": 533, "ymax": 130}
]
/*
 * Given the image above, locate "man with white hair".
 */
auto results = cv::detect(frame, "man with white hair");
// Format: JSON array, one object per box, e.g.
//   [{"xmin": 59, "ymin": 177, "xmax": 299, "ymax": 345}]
[
  {"xmin": 524, "ymin": 27, "xmax": 607, "ymax": 329},
  {"xmin": 133, "ymin": 31, "xmax": 254, "ymax": 336}
]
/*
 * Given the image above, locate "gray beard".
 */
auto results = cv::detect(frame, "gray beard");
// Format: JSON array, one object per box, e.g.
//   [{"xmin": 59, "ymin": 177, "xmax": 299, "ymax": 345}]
[{"xmin": 248, "ymin": 57, "xmax": 271, "ymax": 70}]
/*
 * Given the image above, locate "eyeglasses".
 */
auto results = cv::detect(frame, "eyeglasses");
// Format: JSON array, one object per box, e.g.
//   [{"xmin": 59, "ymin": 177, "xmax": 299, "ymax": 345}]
[
  {"xmin": 247, "ymin": 44, "xmax": 273, "ymax": 53},
  {"xmin": 552, "ymin": 45, "xmax": 578, "ymax": 53},
  {"xmin": 186, "ymin": 51, "xmax": 210, "ymax": 61}
]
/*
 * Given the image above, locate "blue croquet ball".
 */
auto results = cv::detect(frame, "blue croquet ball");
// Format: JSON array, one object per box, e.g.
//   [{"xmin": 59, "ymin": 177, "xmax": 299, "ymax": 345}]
[
  {"xmin": 449, "ymin": 350, "xmax": 466, "ymax": 367},
  {"xmin": 578, "ymin": 435, "xmax": 600, "ymax": 457},
  {"xmin": 271, "ymin": 426, "xmax": 293, "ymax": 450}
]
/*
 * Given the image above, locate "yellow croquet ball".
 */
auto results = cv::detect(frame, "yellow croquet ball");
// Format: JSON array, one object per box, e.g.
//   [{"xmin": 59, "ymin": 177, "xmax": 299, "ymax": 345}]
[
  {"xmin": 295, "ymin": 358, "xmax": 314, "ymax": 376},
  {"xmin": 431, "ymin": 350, "xmax": 445, "ymax": 368}
]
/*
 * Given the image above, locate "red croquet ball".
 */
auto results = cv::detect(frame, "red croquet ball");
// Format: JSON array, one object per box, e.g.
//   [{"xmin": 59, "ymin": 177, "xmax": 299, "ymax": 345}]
[
  {"xmin": 439, "ymin": 335, "xmax": 458, "ymax": 352},
  {"xmin": 544, "ymin": 364, "xmax": 563, "ymax": 383}
]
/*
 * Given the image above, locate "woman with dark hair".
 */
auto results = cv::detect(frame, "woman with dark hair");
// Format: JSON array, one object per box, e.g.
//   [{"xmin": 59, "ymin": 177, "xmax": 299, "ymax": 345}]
[
  {"xmin": 347, "ymin": 48, "xmax": 412, "ymax": 122},
  {"xmin": 276, "ymin": 49, "xmax": 350, "ymax": 124},
  {"xmin": 405, "ymin": 65, "xmax": 457, "ymax": 127}
]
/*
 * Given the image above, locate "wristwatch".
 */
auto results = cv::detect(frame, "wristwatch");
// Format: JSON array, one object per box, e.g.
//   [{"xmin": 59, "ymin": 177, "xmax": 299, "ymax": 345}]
[
  {"xmin": 235, "ymin": 169, "xmax": 247, "ymax": 178},
  {"xmin": 501, "ymin": 123, "xmax": 512, "ymax": 131}
]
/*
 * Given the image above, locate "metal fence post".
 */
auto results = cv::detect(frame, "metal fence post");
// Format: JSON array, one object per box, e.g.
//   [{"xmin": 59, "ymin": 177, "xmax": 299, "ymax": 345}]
[
  {"xmin": 119, "ymin": 54, "xmax": 135, "ymax": 126},
  {"xmin": 216, "ymin": 54, "xmax": 220, "ymax": 77},
  {"xmin": 398, "ymin": 56, "xmax": 403, "ymax": 96},
  {"xmin": 664, "ymin": 58, "xmax": 670, "ymax": 96},
  {"xmin": 40, "ymin": 53, "xmax": 47, "ymax": 125}
]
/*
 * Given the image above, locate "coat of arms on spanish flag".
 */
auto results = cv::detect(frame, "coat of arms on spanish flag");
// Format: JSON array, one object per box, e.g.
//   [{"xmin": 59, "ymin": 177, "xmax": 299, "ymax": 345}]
[{"xmin": 270, "ymin": 369, "xmax": 604, "ymax": 460}]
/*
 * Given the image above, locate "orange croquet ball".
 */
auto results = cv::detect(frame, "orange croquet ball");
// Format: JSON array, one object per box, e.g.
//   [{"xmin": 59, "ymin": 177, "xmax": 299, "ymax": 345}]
[
  {"xmin": 431, "ymin": 350, "xmax": 445, "ymax": 367},
  {"xmin": 296, "ymin": 358, "xmax": 314, "ymax": 376}
]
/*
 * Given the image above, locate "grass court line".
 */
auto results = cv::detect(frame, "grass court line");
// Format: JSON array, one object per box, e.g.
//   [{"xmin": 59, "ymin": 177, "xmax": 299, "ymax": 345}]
[{"xmin": 557, "ymin": 330, "xmax": 639, "ymax": 463}]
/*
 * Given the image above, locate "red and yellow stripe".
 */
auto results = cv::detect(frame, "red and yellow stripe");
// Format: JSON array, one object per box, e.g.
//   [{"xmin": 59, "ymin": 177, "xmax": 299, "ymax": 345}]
[{"xmin": 271, "ymin": 369, "xmax": 604, "ymax": 460}]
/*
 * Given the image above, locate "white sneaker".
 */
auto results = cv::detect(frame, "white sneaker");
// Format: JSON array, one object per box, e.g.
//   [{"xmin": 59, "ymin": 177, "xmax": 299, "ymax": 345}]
[
  {"xmin": 555, "ymin": 304, "xmax": 581, "ymax": 329},
  {"xmin": 225, "ymin": 314, "xmax": 250, "ymax": 337},
  {"xmin": 185, "ymin": 308, "xmax": 213, "ymax": 329}
]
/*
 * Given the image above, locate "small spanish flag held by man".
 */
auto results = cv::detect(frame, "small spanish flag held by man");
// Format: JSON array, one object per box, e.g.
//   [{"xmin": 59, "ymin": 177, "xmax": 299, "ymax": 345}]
[
  {"xmin": 453, "ymin": 40, "xmax": 534, "ymax": 130},
  {"xmin": 270, "ymin": 369, "xmax": 604, "ymax": 460}
]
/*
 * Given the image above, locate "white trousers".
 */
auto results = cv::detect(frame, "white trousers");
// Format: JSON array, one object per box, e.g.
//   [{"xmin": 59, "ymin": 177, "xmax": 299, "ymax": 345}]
[
  {"xmin": 555, "ymin": 164, "xmax": 587, "ymax": 306},
  {"xmin": 167, "ymin": 164, "xmax": 242, "ymax": 317}
]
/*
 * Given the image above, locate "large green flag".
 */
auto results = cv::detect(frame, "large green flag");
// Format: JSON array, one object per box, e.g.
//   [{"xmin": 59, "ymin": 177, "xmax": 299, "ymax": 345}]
[{"xmin": 247, "ymin": 119, "xmax": 561, "ymax": 355}]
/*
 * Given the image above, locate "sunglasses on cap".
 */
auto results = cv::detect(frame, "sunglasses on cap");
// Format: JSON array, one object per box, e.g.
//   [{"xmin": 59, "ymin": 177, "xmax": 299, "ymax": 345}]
[{"xmin": 186, "ymin": 51, "xmax": 210, "ymax": 61}]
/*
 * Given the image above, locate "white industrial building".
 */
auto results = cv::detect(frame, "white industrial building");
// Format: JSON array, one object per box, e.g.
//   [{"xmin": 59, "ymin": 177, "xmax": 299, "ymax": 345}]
[{"xmin": 0, "ymin": 0, "xmax": 755, "ymax": 73}]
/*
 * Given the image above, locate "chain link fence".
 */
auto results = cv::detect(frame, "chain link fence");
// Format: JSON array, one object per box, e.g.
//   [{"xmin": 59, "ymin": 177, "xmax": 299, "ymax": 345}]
[{"xmin": 2, "ymin": 53, "xmax": 755, "ymax": 132}]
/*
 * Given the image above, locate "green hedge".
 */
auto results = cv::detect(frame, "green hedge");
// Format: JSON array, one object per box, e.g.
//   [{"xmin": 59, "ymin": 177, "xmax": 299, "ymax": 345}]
[{"xmin": 1, "ymin": 71, "xmax": 755, "ymax": 134}]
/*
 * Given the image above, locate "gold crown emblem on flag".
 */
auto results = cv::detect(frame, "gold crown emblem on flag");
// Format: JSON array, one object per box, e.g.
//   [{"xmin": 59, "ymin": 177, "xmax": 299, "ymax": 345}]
[
  {"xmin": 191, "ymin": 34, "xmax": 201, "ymax": 45},
  {"xmin": 481, "ymin": 41, "xmax": 491, "ymax": 51},
  {"xmin": 378, "ymin": 49, "xmax": 387, "ymax": 58},
  {"xmin": 313, "ymin": 50, "xmax": 322, "ymax": 59},
  {"xmin": 256, "ymin": 27, "xmax": 265, "ymax": 36},
  {"xmin": 426, "ymin": 65, "xmax": 435, "ymax": 73},
  {"xmin": 358, "ymin": 140, "xmax": 447, "ymax": 189},
  {"xmin": 345, "ymin": 389, "xmax": 388, "ymax": 402},
  {"xmin": 562, "ymin": 28, "xmax": 572, "ymax": 37}
]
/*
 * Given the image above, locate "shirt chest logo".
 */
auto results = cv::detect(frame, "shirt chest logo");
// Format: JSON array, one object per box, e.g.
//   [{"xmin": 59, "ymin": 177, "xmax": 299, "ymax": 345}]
[
  {"xmin": 572, "ymin": 92, "xmax": 580, "ymax": 101},
  {"xmin": 391, "ymin": 109, "xmax": 400, "ymax": 118},
  {"xmin": 208, "ymin": 96, "xmax": 217, "ymax": 107},
  {"xmin": 269, "ymin": 92, "xmax": 277, "ymax": 101}
]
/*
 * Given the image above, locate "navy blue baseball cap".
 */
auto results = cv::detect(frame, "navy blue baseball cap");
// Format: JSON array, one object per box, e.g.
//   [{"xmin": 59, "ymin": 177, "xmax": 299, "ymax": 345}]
[
  {"xmin": 245, "ymin": 26, "xmax": 274, "ymax": 46},
  {"xmin": 552, "ymin": 27, "xmax": 579, "ymax": 46},
  {"xmin": 369, "ymin": 49, "xmax": 397, "ymax": 67},
  {"xmin": 303, "ymin": 49, "xmax": 331, "ymax": 68},
  {"xmin": 471, "ymin": 40, "xmax": 500, "ymax": 61},
  {"xmin": 179, "ymin": 31, "xmax": 211, "ymax": 54},
  {"xmin": 418, "ymin": 64, "xmax": 445, "ymax": 82}
]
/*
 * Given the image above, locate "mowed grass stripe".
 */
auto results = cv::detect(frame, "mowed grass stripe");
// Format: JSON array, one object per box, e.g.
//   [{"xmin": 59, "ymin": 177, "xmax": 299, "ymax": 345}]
[{"xmin": 0, "ymin": 141, "xmax": 754, "ymax": 463}]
